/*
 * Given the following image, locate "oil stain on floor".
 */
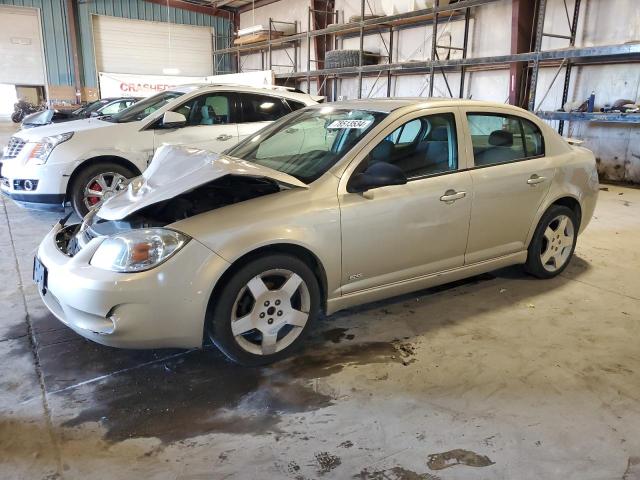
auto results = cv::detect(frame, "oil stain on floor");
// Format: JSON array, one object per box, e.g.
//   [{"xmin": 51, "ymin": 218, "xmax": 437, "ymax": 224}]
[{"xmin": 47, "ymin": 319, "xmax": 411, "ymax": 443}]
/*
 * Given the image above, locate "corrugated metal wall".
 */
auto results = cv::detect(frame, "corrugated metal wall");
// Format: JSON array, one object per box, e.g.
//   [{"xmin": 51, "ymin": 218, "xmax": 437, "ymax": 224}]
[
  {"xmin": 0, "ymin": 0, "xmax": 74, "ymax": 86},
  {"xmin": 0, "ymin": 0, "xmax": 232, "ymax": 88}
]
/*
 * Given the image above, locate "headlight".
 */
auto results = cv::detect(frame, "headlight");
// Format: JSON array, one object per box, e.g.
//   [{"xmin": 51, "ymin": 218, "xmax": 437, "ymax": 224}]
[
  {"xmin": 27, "ymin": 132, "xmax": 74, "ymax": 165},
  {"xmin": 90, "ymin": 228, "xmax": 189, "ymax": 272}
]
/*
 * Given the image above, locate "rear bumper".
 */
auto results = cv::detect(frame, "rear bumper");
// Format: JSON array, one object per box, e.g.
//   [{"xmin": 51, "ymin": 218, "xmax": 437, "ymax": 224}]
[{"xmin": 36, "ymin": 223, "xmax": 230, "ymax": 349}]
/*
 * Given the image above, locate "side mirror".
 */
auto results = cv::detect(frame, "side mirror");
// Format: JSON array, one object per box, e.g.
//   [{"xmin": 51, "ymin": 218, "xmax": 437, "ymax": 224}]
[
  {"xmin": 161, "ymin": 111, "xmax": 187, "ymax": 129},
  {"xmin": 347, "ymin": 162, "xmax": 407, "ymax": 193},
  {"xmin": 90, "ymin": 111, "xmax": 100, "ymax": 117}
]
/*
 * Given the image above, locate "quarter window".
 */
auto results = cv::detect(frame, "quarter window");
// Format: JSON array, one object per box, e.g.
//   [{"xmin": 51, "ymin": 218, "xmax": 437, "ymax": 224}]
[
  {"xmin": 467, "ymin": 113, "xmax": 544, "ymax": 167},
  {"xmin": 241, "ymin": 94, "xmax": 291, "ymax": 122},
  {"xmin": 363, "ymin": 113, "xmax": 458, "ymax": 179}
]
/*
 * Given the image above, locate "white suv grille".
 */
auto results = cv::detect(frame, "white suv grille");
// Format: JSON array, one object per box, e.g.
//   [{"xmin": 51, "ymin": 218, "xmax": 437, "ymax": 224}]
[{"xmin": 3, "ymin": 137, "xmax": 26, "ymax": 159}]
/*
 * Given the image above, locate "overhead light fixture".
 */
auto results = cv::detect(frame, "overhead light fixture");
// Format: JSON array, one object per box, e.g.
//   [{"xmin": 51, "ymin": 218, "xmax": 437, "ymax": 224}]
[{"xmin": 162, "ymin": 67, "xmax": 180, "ymax": 75}]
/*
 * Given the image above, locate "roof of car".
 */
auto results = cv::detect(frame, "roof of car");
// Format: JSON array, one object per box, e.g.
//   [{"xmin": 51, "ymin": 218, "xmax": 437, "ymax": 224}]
[
  {"xmin": 306, "ymin": 97, "xmax": 526, "ymax": 114},
  {"xmin": 176, "ymin": 83, "xmax": 319, "ymax": 100}
]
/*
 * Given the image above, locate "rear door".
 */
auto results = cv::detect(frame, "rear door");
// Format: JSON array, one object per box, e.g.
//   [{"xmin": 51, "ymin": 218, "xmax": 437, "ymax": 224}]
[
  {"xmin": 153, "ymin": 91, "xmax": 239, "ymax": 153},
  {"xmin": 461, "ymin": 108, "xmax": 555, "ymax": 264},
  {"xmin": 236, "ymin": 93, "xmax": 294, "ymax": 141}
]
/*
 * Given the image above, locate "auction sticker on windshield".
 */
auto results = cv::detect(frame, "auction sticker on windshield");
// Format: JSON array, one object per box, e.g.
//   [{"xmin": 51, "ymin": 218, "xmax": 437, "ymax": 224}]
[{"xmin": 327, "ymin": 119, "xmax": 373, "ymax": 129}]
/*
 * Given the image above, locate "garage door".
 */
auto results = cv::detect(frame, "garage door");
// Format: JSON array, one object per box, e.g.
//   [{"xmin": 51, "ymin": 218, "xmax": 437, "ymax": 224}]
[
  {"xmin": 92, "ymin": 15, "xmax": 214, "ymax": 77},
  {"xmin": 0, "ymin": 6, "xmax": 46, "ymax": 85}
]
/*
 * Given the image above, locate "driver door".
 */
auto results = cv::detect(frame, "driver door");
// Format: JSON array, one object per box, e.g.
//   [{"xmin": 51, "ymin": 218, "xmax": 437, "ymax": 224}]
[
  {"xmin": 153, "ymin": 92, "xmax": 239, "ymax": 153},
  {"xmin": 339, "ymin": 108, "xmax": 472, "ymax": 294}
]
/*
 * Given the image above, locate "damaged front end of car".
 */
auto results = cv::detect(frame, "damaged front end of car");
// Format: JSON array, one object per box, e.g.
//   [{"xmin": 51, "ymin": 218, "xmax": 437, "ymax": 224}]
[{"xmin": 54, "ymin": 145, "xmax": 308, "ymax": 258}]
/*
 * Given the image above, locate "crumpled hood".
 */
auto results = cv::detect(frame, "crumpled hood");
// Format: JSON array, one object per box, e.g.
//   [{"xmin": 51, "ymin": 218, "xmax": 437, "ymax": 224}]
[
  {"xmin": 21, "ymin": 109, "xmax": 54, "ymax": 126},
  {"xmin": 97, "ymin": 145, "xmax": 308, "ymax": 221},
  {"xmin": 15, "ymin": 117, "xmax": 115, "ymax": 141}
]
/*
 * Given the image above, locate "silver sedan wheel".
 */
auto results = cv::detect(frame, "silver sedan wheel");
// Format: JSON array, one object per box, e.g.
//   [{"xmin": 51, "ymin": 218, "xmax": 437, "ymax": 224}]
[
  {"xmin": 83, "ymin": 172, "xmax": 128, "ymax": 210},
  {"xmin": 231, "ymin": 268, "xmax": 311, "ymax": 356},
  {"xmin": 540, "ymin": 214, "xmax": 575, "ymax": 272}
]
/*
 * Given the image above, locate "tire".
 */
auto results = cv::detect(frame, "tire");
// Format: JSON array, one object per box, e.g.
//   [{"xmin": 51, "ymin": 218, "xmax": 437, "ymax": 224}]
[
  {"xmin": 525, "ymin": 205, "xmax": 578, "ymax": 279},
  {"xmin": 325, "ymin": 49, "xmax": 378, "ymax": 69},
  {"xmin": 207, "ymin": 253, "xmax": 321, "ymax": 366},
  {"xmin": 70, "ymin": 162, "xmax": 136, "ymax": 218}
]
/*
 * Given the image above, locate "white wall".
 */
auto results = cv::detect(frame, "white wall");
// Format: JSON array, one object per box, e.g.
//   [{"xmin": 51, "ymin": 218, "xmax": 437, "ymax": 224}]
[{"xmin": 239, "ymin": 0, "xmax": 312, "ymax": 75}]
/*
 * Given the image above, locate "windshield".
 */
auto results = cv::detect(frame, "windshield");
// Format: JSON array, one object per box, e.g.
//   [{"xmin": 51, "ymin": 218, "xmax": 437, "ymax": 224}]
[
  {"xmin": 108, "ymin": 91, "xmax": 184, "ymax": 123},
  {"xmin": 226, "ymin": 107, "xmax": 387, "ymax": 183}
]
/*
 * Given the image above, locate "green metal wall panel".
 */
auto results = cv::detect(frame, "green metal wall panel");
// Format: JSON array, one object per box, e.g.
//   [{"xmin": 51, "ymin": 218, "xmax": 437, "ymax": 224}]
[
  {"xmin": 0, "ymin": 0, "xmax": 74, "ymax": 86},
  {"xmin": 0, "ymin": 0, "xmax": 232, "ymax": 88}
]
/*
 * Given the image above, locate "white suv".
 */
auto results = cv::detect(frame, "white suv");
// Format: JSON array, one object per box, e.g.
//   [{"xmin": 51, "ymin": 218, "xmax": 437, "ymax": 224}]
[{"xmin": 0, "ymin": 84, "xmax": 321, "ymax": 216}]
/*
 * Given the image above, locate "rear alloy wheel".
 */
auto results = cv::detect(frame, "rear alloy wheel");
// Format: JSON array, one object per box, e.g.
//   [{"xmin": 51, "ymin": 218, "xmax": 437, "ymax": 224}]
[
  {"xmin": 208, "ymin": 254, "xmax": 320, "ymax": 366},
  {"xmin": 70, "ymin": 163, "xmax": 135, "ymax": 217},
  {"xmin": 525, "ymin": 205, "xmax": 578, "ymax": 278}
]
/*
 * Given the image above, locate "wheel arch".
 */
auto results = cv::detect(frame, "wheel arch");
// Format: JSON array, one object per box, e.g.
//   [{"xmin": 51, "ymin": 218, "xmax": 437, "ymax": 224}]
[
  {"xmin": 205, "ymin": 242, "xmax": 329, "ymax": 329},
  {"xmin": 526, "ymin": 193, "xmax": 583, "ymax": 247},
  {"xmin": 65, "ymin": 155, "xmax": 142, "ymax": 201}
]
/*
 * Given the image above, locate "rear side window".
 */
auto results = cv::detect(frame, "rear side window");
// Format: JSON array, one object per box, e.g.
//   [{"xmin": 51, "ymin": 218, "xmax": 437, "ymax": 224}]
[
  {"xmin": 240, "ymin": 94, "xmax": 291, "ymax": 122},
  {"xmin": 286, "ymin": 99, "xmax": 306, "ymax": 111},
  {"xmin": 467, "ymin": 113, "xmax": 544, "ymax": 167}
]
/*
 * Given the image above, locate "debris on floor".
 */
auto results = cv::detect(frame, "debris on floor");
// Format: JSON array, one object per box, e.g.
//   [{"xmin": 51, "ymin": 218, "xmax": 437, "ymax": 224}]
[{"xmin": 427, "ymin": 449, "xmax": 495, "ymax": 470}]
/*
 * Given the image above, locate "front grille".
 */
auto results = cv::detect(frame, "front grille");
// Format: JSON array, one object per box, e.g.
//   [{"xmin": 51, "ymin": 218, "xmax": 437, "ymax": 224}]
[{"xmin": 3, "ymin": 137, "xmax": 26, "ymax": 159}]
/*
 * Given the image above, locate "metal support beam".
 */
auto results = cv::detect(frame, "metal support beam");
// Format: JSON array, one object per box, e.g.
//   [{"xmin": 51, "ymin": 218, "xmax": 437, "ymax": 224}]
[
  {"xmin": 143, "ymin": 0, "xmax": 234, "ymax": 19},
  {"xmin": 65, "ymin": 0, "xmax": 82, "ymax": 103},
  {"xmin": 528, "ymin": 0, "xmax": 549, "ymax": 110},
  {"xmin": 509, "ymin": 0, "xmax": 536, "ymax": 107},
  {"xmin": 558, "ymin": 0, "xmax": 582, "ymax": 134}
]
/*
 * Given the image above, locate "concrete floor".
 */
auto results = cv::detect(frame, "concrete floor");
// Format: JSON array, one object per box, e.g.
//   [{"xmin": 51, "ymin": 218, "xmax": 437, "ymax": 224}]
[{"xmin": 1, "ymin": 121, "xmax": 639, "ymax": 480}]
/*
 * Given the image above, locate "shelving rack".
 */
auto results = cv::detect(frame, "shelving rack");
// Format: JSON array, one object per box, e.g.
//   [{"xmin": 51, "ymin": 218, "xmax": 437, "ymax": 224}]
[{"xmin": 212, "ymin": 0, "xmax": 640, "ymax": 117}]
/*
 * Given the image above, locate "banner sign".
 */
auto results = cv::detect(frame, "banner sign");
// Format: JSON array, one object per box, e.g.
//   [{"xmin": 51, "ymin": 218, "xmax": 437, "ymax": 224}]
[{"xmin": 98, "ymin": 71, "xmax": 275, "ymax": 98}]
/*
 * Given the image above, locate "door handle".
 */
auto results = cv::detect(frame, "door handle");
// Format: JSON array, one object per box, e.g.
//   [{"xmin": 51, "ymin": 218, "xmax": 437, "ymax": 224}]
[
  {"xmin": 216, "ymin": 134, "xmax": 233, "ymax": 141},
  {"xmin": 440, "ymin": 189, "xmax": 466, "ymax": 203},
  {"xmin": 527, "ymin": 174, "xmax": 546, "ymax": 185}
]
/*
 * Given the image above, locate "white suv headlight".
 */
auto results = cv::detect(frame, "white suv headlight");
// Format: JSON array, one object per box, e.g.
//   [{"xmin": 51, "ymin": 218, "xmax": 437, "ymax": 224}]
[
  {"xmin": 90, "ymin": 228, "xmax": 189, "ymax": 272},
  {"xmin": 27, "ymin": 132, "xmax": 74, "ymax": 165}
]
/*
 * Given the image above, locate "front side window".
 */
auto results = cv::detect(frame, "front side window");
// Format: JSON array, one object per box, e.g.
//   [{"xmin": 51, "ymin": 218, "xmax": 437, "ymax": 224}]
[
  {"xmin": 175, "ymin": 93, "xmax": 233, "ymax": 126},
  {"xmin": 360, "ymin": 113, "xmax": 458, "ymax": 179},
  {"xmin": 467, "ymin": 113, "xmax": 545, "ymax": 167},
  {"xmin": 241, "ymin": 94, "xmax": 290, "ymax": 122},
  {"xmin": 226, "ymin": 107, "xmax": 387, "ymax": 183}
]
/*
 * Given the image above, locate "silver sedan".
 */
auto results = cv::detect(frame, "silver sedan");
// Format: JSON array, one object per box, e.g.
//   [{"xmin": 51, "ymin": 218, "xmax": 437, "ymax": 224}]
[{"xmin": 35, "ymin": 98, "xmax": 599, "ymax": 365}]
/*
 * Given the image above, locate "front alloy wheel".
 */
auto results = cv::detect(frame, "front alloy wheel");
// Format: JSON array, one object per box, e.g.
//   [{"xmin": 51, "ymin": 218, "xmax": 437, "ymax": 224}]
[
  {"xmin": 208, "ymin": 254, "xmax": 321, "ymax": 366},
  {"xmin": 70, "ymin": 162, "xmax": 136, "ymax": 217},
  {"xmin": 83, "ymin": 172, "xmax": 128, "ymax": 211},
  {"xmin": 231, "ymin": 269, "xmax": 311, "ymax": 356}
]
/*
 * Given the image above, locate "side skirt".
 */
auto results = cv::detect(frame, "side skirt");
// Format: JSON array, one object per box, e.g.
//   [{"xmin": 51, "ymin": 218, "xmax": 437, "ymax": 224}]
[{"xmin": 326, "ymin": 251, "xmax": 528, "ymax": 315}]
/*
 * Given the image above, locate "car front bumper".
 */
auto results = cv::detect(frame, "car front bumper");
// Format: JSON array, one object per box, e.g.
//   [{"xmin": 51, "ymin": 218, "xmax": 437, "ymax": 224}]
[
  {"xmin": 0, "ymin": 157, "xmax": 68, "ymax": 210},
  {"xmin": 36, "ymin": 223, "xmax": 230, "ymax": 349}
]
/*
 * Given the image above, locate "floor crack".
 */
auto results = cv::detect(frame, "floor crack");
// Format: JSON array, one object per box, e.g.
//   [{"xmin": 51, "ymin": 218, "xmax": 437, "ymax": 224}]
[
  {"xmin": 2, "ymin": 196, "xmax": 64, "ymax": 477},
  {"xmin": 560, "ymin": 273, "xmax": 640, "ymax": 302}
]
